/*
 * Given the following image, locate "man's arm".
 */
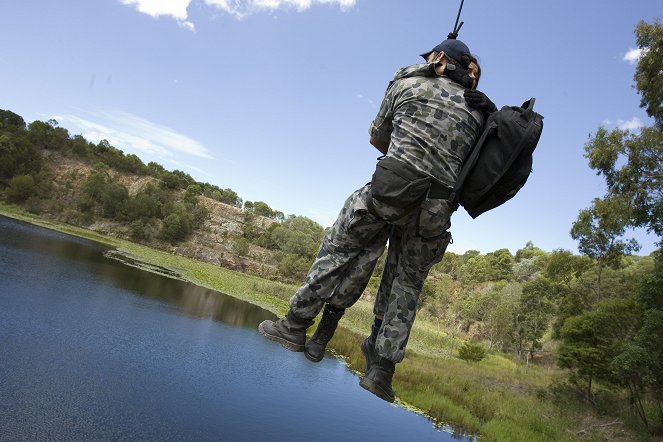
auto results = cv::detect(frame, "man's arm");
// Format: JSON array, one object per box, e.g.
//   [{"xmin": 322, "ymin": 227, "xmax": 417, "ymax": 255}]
[{"xmin": 370, "ymin": 135, "xmax": 389, "ymax": 155}]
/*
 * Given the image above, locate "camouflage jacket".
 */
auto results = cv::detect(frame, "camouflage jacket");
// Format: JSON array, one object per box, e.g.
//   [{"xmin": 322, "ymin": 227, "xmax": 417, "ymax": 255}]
[{"xmin": 369, "ymin": 63, "xmax": 484, "ymax": 187}]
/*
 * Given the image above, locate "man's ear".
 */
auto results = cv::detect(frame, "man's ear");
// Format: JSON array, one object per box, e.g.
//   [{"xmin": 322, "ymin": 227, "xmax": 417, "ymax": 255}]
[{"xmin": 432, "ymin": 51, "xmax": 445, "ymax": 64}]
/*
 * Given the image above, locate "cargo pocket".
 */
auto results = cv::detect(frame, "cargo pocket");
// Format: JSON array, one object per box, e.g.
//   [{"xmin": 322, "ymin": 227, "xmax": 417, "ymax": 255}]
[{"xmin": 416, "ymin": 199, "xmax": 453, "ymax": 239}]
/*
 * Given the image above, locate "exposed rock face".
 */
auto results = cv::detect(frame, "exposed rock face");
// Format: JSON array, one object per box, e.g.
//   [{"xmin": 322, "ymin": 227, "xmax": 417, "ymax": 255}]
[{"xmin": 43, "ymin": 152, "xmax": 281, "ymax": 279}]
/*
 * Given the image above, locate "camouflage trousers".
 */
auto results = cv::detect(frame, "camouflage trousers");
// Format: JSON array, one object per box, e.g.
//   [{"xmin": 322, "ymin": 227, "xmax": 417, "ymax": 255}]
[{"xmin": 289, "ymin": 184, "xmax": 453, "ymax": 363}]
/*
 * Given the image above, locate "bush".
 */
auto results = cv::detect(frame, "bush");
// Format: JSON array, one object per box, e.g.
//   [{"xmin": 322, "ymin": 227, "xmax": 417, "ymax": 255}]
[
  {"xmin": 233, "ymin": 237, "xmax": 250, "ymax": 257},
  {"xmin": 278, "ymin": 253, "xmax": 312, "ymax": 281},
  {"xmin": 7, "ymin": 174, "xmax": 36, "ymax": 202},
  {"xmin": 458, "ymin": 341, "xmax": 487, "ymax": 363}
]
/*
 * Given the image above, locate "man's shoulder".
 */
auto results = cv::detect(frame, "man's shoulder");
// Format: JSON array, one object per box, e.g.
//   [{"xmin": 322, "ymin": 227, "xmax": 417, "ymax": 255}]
[{"xmin": 391, "ymin": 63, "xmax": 434, "ymax": 82}]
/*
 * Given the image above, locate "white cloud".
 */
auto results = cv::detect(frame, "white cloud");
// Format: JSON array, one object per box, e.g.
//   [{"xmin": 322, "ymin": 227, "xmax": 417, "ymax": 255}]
[
  {"xmin": 120, "ymin": 0, "xmax": 195, "ymax": 30},
  {"xmin": 56, "ymin": 110, "xmax": 214, "ymax": 161},
  {"xmin": 623, "ymin": 47, "xmax": 645, "ymax": 65},
  {"xmin": 602, "ymin": 117, "xmax": 644, "ymax": 132},
  {"xmin": 121, "ymin": 0, "xmax": 356, "ymax": 25},
  {"xmin": 204, "ymin": 0, "xmax": 355, "ymax": 19},
  {"xmin": 617, "ymin": 117, "xmax": 644, "ymax": 132}
]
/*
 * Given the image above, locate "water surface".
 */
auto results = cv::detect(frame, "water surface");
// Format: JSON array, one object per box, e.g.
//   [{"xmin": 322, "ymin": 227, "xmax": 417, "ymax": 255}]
[{"xmin": 0, "ymin": 216, "xmax": 466, "ymax": 441}]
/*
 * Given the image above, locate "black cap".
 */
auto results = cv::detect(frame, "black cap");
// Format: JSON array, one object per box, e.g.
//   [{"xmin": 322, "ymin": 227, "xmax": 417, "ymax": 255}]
[{"xmin": 420, "ymin": 39, "xmax": 471, "ymax": 64}]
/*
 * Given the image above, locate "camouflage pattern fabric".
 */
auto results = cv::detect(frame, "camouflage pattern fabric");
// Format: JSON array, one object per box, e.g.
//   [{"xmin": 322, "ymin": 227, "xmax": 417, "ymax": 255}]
[
  {"xmin": 369, "ymin": 63, "xmax": 483, "ymax": 188},
  {"xmin": 289, "ymin": 185, "xmax": 454, "ymax": 363},
  {"xmin": 289, "ymin": 63, "xmax": 481, "ymax": 364},
  {"xmin": 289, "ymin": 185, "xmax": 390, "ymax": 318},
  {"xmin": 373, "ymin": 198, "xmax": 454, "ymax": 363}
]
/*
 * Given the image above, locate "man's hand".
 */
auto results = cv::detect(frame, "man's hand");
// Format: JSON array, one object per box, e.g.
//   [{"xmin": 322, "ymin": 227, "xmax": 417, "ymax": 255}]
[
  {"xmin": 370, "ymin": 136, "xmax": 389, "ymax": 155},
  {"xmin": 464, "ymin": 90, "xmax": 497, "ymax": 114}
]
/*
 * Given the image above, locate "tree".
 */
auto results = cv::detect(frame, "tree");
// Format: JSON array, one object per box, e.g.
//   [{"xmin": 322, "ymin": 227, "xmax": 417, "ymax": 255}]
[
  {"xmin": 511, "ymin": 278, "xmax": 556, "ymax": 362},
  {"xmin": 571, "ymin": 195, "xmax": 640, "ymax": 298},
  {"xmin": 515, "ymin": 241, "xmax": 546, "ymax": 262},
  {"xmin": 101, "ymin": 182, "xmax": 129, "ymax": 219},
  {"xmin": 582, "ymin": 20, "xmax": 662, "ymax": 238},
  {"xmin": 557, "ymin": 298, "xmax": 641, "ymax": 401},
  {"xmin": 0, "ymin": 109, "xmax": 26, "ymax": 132},
  {"xmin": 0, "ymin": 134, "xmax": 42, "ymax": 179},
  {"xmin": 633, "ymin": 19, "xmax": 663, "ymax": 128}
]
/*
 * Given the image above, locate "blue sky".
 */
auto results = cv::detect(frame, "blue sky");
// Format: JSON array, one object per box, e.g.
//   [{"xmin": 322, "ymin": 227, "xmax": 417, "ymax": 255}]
[{"xmin": 1, "ymin": 0, "xmax": 660, "ymax": 255}]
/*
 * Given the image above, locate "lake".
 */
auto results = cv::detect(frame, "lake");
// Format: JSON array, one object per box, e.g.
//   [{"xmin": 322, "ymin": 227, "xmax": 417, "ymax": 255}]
[{"xmin": 0, "ymin": 216, "xmax": 467, "ymax": 441}]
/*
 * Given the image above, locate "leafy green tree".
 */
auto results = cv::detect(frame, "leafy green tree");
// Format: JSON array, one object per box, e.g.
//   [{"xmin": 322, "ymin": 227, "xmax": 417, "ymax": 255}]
[
  {"xmin": 0, "ymin": 134, "xmax": 42, "ymax": 179},
  {"xmin": 629, "ymin": 252, "xmax": 663, "ymax": 427},
  {"xmin": 161, "ymin": 213, "xmax": 189, "ymax": 242},
  {"xmin": 571, "ymin": 196, "xmax": 640, "ymax": 298},
  {"xmin": 124, "ymin": 192, "xmax": 161, "ymax": 221},
  {"xmin": 101, "ymin": 182, "xmax": 129, "ymax": 219},
  {"xmin": 82, "ymin": 167, "xmax": 109, "ymax": 200},
  {"xmin": 278, "ymin": 253, "xmax": 312, "ymax": 280},
  {"xmin": 582, "ymin": 20, "xmax": 662, "ymax": 238},
  {"xmin": 557, "ymin": 298, "xmax": 641, "ymax": 401},
  {"xmin": 0, "ymin": 109, "xmax": 26, "ymax": 132},
  {"xmin": 184, "ymin": 184, "xmax": 202, "ymax": 204},
  {"xmin": 515, "ymin": 241, "xmax": 546, "ymax": 262},
  {"xmin": 512, "ymin": 278, "xmax": 556, "ymax": 362},
  {"xmin": 460, "ymin": 255, "xmax": 493, "ymax": 284},
  {"xmin": 633, "ymin": 19, "xmax": 662, "ymax": 128},
  {"xmin": 544, "ymin": 249, "xmax": 591, "ymax": 287},
  {"xmin": 259, "ymin": 216, "xmax": 324, "ymax": 259},
  {"xmin": 487, "ymin": 248, "xmax": 515, "ymax": 281}
]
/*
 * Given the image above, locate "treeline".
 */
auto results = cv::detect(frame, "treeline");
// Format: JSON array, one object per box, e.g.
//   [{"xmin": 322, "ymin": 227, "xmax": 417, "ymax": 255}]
[
  {"xmin": 0, "ymin": 108, "xmax": 323, "ymax": 278},
  {"xmin": 0, "ymin": 110, "xmax": 291, "ymax": 241}
]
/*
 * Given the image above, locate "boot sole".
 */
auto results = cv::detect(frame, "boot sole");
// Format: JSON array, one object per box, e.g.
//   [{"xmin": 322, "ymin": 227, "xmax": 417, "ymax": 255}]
[
  {"xmin": 359, "ymin": 376, "xmax": 395, "ymax": 403},
  {"xmin": 258, "ymin": 321, "xmax": 305, "ymax": 352},
  {"xmin": 304, "ymin": 341, "xmax": 324, "ymax": 363},
  {"xmin": 304, "ymin": 347, "xmax": 323, "ymax": 363}
]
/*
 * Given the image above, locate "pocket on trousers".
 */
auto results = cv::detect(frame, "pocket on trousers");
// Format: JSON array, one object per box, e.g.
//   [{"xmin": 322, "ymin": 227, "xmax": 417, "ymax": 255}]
[{"xmin": 416, "ymin": 199, "xmax": 453, "ymax": 239}]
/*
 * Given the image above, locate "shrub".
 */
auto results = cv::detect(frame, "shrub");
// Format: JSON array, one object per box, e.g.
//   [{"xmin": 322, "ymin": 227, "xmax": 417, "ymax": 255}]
[
  {"xmin": 7, "ymin": 174, "xmax": 36, "ymax": 202},
  {"xmin": 458, "ymin": 341, "xmax": 487, "ymax": 363}
]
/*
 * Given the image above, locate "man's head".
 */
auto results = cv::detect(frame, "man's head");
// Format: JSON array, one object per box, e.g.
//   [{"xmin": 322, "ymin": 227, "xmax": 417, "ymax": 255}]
[
  {"xmin": 468, "ymin": 56, "xmax": 481, "ymax": 89},
  {"xmin": 420, "ymin": 39, "xmax": 472, "ymax": 69},
  {"xmin": 421, "ymin": 45, "xmax": 481, "ymax": 89}
]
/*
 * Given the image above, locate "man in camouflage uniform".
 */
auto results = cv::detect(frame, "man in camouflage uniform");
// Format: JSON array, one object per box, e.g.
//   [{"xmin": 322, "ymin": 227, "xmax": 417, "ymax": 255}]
[{"xmin": 259, "ymin": 38, "xmax": 494, "ymax": 402}]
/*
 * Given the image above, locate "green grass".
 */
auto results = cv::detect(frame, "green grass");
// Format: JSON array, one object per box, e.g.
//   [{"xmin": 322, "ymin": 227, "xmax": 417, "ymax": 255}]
[{"xmin": 0, "ymin": 202, "xmax": 586, "ymax": 440}]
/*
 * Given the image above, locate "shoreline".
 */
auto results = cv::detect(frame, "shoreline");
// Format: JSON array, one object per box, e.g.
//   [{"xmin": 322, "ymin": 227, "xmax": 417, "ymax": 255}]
[{"xmin": 0, "ymin": 203, "xmax": 583, "ymax": 440}]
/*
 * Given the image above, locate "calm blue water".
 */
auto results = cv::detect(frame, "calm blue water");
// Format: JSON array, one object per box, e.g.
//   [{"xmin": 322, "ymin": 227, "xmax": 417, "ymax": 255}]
[{"xmin": 0, "ymin": 216, "xmax": 466, "ymax": 441}]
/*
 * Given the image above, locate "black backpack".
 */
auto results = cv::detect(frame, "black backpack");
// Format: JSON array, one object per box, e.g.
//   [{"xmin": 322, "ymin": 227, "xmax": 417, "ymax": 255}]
[{"xmin": 452, "ymin": 98, "xmax": 544, "ymax": 218}]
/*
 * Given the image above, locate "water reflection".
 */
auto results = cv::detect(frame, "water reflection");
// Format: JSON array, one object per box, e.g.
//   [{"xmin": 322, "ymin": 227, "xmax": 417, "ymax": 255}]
[
  {"xmin": 0, "ymin": 216, "xmax": 465, "ymax": 441},
  {"xmin": 0, "ymin": 216, "xmax": 274, "ymax": 329}
]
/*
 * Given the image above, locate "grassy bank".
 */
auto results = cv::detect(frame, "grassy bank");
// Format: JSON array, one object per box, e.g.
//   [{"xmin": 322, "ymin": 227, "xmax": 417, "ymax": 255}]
[{"xmin": 0, "ymin": 203, "xmax": 581, "ymax": 440}]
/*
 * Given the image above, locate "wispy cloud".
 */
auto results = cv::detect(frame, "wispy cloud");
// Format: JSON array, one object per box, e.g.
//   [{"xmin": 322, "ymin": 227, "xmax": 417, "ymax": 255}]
[
  {"xmin": 120, "ymin": 0, "xmax": 196, "ymax": 30},
  {"xmin": 56, "ymin": 109, "xmax": 214, "ymax": 161},
  {"xmin": 617, "ymin": 117, "xmax": 644, "ymax": 131},
  {"xmin": 120, "ymin": 0, "xmax": 356, "ymax": 24},
  {"xmin": 623, "ymin": 47, "xmax": 646, "ymax": 65},
  {"xmin": 356, "ymin": 93, "xmax": 374, "ymax": 107},
  {"xmin": 602, "ymin": 117, "xmax": 645, "ymax": 132}
]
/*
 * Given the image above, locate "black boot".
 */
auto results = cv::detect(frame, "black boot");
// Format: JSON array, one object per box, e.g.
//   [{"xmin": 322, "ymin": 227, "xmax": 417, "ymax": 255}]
[
  {"xmin": 304, "ymin": 305, "xmax": 345, "ymax": 362},
  {"xmin": 359, "ymin": 355, "xmax": 396, "ymax": 403},
  {"xmin": 258, "ymin": 310, "xmax": 313, "ymax": 352},
  {"xmin": 361, "ymin": 317, "xmax": 381, "ymax": 373}
]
